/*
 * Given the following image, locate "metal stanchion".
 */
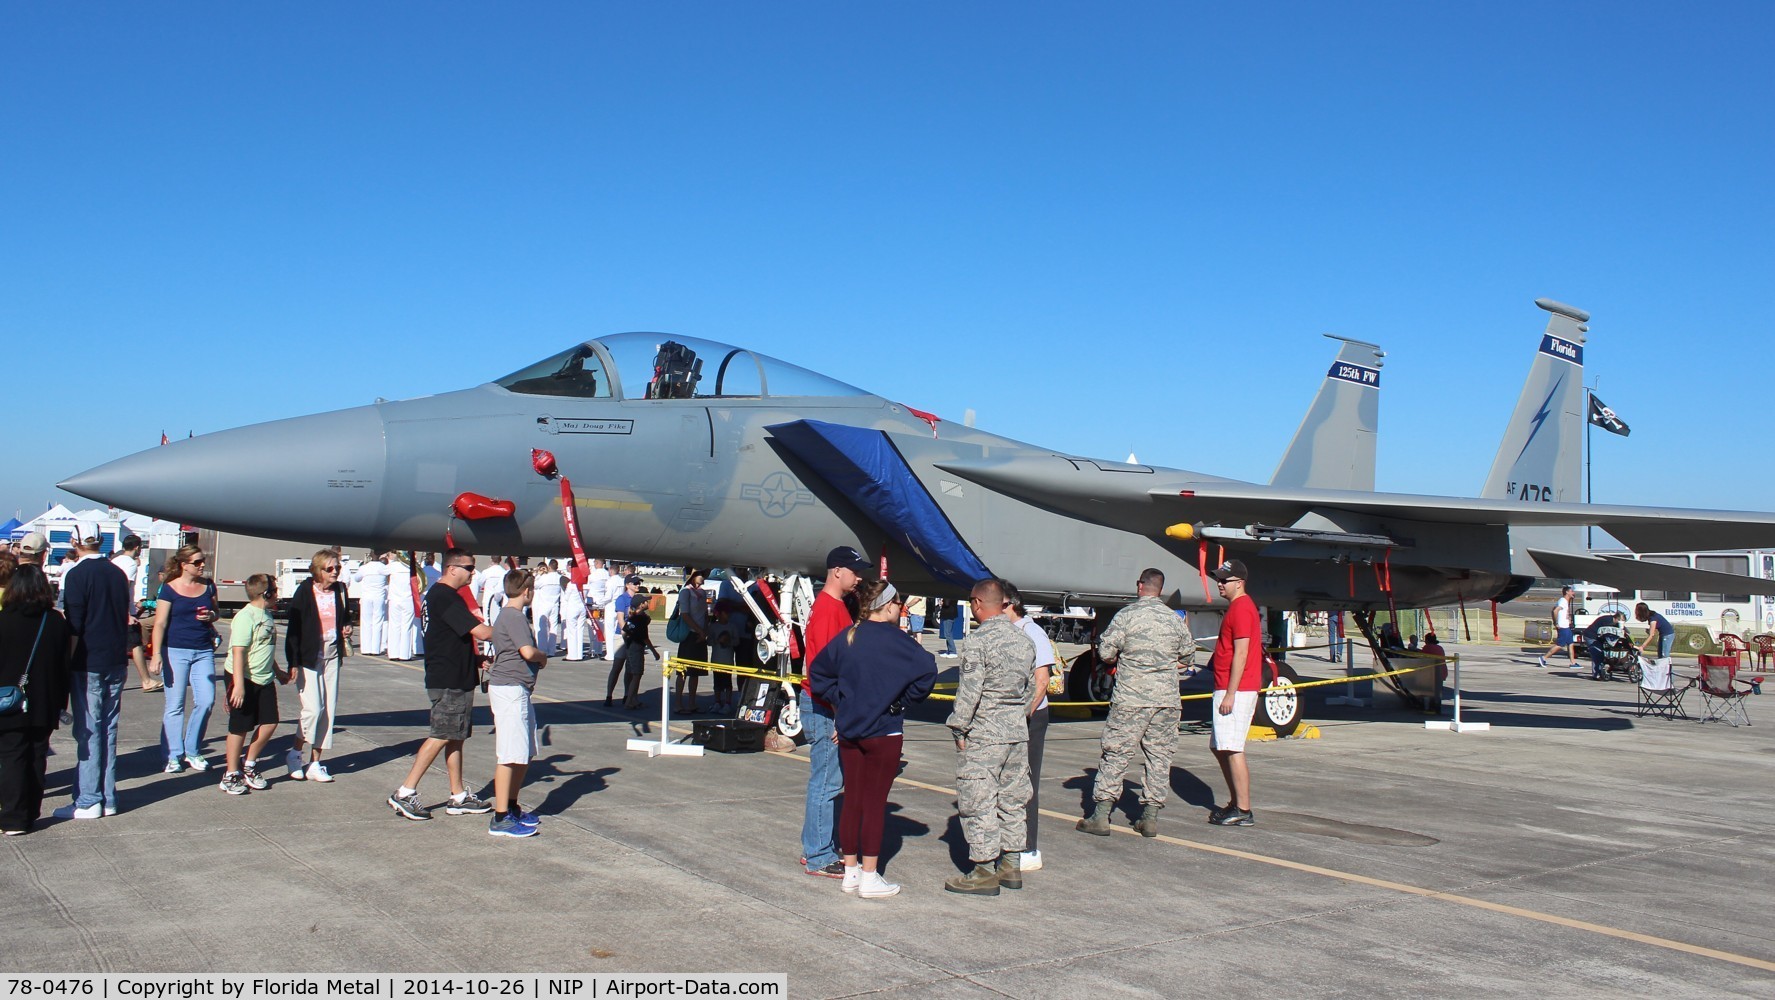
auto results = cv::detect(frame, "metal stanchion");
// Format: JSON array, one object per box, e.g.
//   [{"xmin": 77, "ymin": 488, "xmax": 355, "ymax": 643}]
[
  {"xmin": 1425, "ymin": 654, "xmax": 1489, "ymax": 733},
  {"xmin": 626, "ymin": 656, "xmax": 705, "ymax": 757},
  {"xmin": 1326, "ymin": 636, "xmax": 1371, "ymax": 707}
]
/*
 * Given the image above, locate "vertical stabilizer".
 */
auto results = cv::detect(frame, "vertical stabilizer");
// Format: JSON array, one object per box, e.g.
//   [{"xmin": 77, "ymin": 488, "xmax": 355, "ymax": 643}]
[
  {"xmin": 1483, "ymin": 298, "xmax": 1590, "ymax": 562},
  {"xmin": 1270, "ymin": 335, "xmax": 1384, "ymax": 491}
]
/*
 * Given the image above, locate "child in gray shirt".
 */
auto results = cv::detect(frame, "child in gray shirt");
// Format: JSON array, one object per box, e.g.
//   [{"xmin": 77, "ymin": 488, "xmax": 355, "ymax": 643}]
[{"xmin": 488, "ymin": 569, "xmax": 547, "ymax": 838}]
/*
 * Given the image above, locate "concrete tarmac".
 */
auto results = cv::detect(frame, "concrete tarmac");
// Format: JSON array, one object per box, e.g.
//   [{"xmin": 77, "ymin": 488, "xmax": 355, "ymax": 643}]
[{"xmin": 4, "ymin": 638, "xmax": 1772, "ymax": 998}]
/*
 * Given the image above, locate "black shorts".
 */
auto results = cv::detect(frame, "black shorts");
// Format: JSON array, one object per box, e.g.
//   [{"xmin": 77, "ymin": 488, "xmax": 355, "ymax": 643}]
[
  {"xmin": 126, "ymin": 628, "xmax": 144, "ymax": 652},
  {"xmin": 427, "ymin": 687, "xmax": 475, "ymax": 741},
  {"xmin": 227, "ymin": 677, "xmax": 278, "ymax": 735}
]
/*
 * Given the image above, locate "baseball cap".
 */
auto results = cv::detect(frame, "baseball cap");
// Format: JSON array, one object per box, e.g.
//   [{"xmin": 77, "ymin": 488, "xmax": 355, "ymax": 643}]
[
  {"xmin": 19, "ymin": 532, "xmax": 48, "ymax": 556},
  {"xmin": 1209, "ymin": 559, "xmax": 1249, "ymax": 583},
  {"xmin": 826, "ymin": 545, "xmax": 874, "ymax": 576},
  {"xmin": 624, "ymin": 574, "xmax": 644, "ymax": 587}
]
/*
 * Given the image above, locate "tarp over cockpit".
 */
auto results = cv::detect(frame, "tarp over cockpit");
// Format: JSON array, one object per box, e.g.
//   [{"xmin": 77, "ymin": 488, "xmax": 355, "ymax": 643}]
[{"xmin": 495, "ymin": 333, "xmax": 869, "ymax": 402}]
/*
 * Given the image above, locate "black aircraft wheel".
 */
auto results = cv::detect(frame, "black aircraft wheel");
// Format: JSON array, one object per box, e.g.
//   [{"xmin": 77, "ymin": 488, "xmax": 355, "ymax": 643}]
[
  {"xmin": 1254, "ymin": 661, "xmax": 1302, "ymax": 737},
  {"xmin": 1065, "ymin": 650, "xmax": 1112, "ymax": 710},
  {"xmin": 1086, "ymin": 660, "xmax": 1116, "ymax": 704}
]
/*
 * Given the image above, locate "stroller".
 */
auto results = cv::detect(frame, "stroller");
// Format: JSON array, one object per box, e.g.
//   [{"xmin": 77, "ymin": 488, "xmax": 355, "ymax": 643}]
[{"xmin": 1588, "ymin": 630, "xmax": 1641, "ymax": 682}]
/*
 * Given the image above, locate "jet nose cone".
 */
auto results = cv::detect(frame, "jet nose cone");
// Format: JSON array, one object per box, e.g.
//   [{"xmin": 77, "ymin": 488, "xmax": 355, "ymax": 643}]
[{"xmin": 61, "ymin": 406, "xmax": 388, "ymax": 544}]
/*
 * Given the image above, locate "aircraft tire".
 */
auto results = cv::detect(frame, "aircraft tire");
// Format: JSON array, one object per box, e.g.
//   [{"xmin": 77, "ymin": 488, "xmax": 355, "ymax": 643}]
[
  {"xmin": 1065, "ymin": 650, "xmax": 1112, "ymax": 711},
  {"xmin": 1254, "ymin": 661, "xmax": 1302, "ymax": 738},
  {"xmin": 776, "ymin": 687, "xmax": 804, "ymax": 740}
]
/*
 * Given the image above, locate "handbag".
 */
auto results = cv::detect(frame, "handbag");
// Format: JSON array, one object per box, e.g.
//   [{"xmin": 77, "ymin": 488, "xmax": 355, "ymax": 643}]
[
  {"xmin": 0, "ymin": 616, "xmax": 50, "ymax": 716},
  {"xmin": 665, "ymin": 613, "xmax": 690, "ymax": 644}
]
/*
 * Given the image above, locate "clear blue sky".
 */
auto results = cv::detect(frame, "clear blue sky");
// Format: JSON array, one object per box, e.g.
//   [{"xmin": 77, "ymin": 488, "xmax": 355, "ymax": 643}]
[{"xmin": 4, "ymin": 3, "xmax": 1771, "ymax": 523}]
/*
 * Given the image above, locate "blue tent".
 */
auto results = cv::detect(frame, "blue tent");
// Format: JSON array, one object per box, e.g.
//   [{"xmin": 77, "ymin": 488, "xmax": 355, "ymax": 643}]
[{"xmin": 0, "ymin": 517, "xmax": 21, "ymax": 540}]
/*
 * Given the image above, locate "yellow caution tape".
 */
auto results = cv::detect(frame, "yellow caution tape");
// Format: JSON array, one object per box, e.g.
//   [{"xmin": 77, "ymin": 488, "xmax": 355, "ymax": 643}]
[{"xmin": 659, "ymin": 653, "xmax": 1446, "ymax": 709}]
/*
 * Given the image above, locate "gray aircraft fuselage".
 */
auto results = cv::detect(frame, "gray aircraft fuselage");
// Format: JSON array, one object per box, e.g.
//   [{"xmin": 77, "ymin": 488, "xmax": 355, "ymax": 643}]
[{"xmin": 61, "ymin": 333, "xmax": 1512, "ymax": 615}]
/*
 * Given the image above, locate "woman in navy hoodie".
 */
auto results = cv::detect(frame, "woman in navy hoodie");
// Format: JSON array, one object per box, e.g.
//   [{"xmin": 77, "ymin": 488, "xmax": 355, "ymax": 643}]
[{"xmin": 809, "ymin": 579, "xmax": 936, "ymax": 898}]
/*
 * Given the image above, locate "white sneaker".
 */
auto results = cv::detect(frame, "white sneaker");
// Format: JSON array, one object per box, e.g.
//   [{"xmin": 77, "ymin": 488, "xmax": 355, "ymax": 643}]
[
  {"xmin": 1020, "ymin": 850, "xmax": 1043, "ymax": 871},
  {"xmin": 102, "ymin": 806, "xmax": 117, "ymax": 817},
  {"xmin": 306, "ymin": 761, "xmax": 334, "ymax": 783},
  {"xmin": 53, "ymin": 803, "xmax": 103, "ymax": 820},
  {"xmin": 858, "ymin": 871, "xmax": 900, "ymax": 898},
  {"xmin": 286, "ymin": 749, "xmax": 307, "ymax": 779},
  {"xmin": 183, "ymin": 754, "xmax": 211, "ymax": 772},
  {"xmin": 841, "ymin": 866, "xmax": 862, "ymax": 893}
]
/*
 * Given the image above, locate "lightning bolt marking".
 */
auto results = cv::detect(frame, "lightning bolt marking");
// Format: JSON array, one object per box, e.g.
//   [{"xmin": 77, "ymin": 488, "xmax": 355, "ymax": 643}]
[{"xmin": 1514, "ymin": 372, "xmax": 1564, "ymax": 464}]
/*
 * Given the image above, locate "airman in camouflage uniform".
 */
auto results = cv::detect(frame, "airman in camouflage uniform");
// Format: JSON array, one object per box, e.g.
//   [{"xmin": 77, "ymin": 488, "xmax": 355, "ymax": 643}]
[
  {"xmin": 944, "ymin": 579, "xmax": 1036, "ymax": 896},
  {"xmin": 1079, "ymin": 568, "xmax": 1197, "ymax": 838}
]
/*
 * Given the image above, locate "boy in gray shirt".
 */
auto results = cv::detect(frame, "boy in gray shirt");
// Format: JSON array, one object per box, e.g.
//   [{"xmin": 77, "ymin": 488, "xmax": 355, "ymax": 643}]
[{"xmin": 488, "ymin": 569, "xmax": 547, "ymax": 838}]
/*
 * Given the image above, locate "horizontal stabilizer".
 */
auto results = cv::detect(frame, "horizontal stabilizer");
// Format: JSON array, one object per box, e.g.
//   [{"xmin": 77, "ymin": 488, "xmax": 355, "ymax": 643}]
[
  {"xmin": 1527, "ymin": 549, "xmax": 1775, "ymax": 598},
  {"xmin": 933, "ymin": 455, "xmax": 1775, "ymax": 550}
]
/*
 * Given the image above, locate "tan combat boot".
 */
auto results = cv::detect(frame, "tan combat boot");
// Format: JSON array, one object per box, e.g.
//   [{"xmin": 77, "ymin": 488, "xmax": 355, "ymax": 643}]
[
  {"xmin": 1076, "ymin": 799, "xmax": 1112, "ymax": 836},
  {"xmin": 944, "ymin": 864, "xmax": 1001, "ymax": 896},
  {"xmin": 997, "ymin": 851, "xmax": 1023, "ymax": 890},
  {"xmin": 1133, "ymin": 804, "xmax": 1161, "ymax": 838}
]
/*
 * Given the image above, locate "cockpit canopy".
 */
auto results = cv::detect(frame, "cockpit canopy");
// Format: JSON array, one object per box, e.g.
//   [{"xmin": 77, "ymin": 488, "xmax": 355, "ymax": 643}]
[{"xmin": 495, "ymin": 332, "xmax": 868, "ymax": 401}]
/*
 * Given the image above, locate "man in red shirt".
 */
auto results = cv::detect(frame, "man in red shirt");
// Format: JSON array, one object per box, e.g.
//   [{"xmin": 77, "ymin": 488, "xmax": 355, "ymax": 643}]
[
  {"xmin": 1208, "ymin": 560, "xmax": 1261, "ymax": 827},
  {"xmin": 798, "ymin": 545, "xmax": 875, "ymax": 878}
]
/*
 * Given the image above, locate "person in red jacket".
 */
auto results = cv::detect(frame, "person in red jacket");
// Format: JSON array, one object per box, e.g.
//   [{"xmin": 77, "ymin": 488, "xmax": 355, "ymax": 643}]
[{"xmin": 797, "ymin": 545, "xmax": 874, "ymax": 879}]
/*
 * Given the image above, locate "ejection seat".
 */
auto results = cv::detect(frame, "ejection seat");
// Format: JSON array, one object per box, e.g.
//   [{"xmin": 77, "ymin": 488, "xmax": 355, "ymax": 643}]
[{"xmin": 1635, "ymin": 656, "xmax": 1689, "ymax": 720}]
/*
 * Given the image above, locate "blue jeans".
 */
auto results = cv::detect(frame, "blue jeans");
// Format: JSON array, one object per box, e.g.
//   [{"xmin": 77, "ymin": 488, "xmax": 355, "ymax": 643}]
[
  {"xmin": 908, "ymin": 614, "xmax": 925, "ymax": 635},
  {"xmin": 799, "ymin": 691, "xmax": 842, "ymax": 870},
  {"xmin": 162, "ymin": 646, "xmax": 217, "ymax": 761},
  {"xmin": 71, "ymin": 668, "xmax": 126, "ymax": 809}
]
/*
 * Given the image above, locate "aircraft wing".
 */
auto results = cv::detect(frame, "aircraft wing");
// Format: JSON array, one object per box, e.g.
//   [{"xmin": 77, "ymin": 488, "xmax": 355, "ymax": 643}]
[
  {"xmin": 934, "ymin": 455, "xmax": 1775, "ymax": 552},
  {"xmin": 1526, "ymin": 549, "xmax": 1775, "ymax": 598}
]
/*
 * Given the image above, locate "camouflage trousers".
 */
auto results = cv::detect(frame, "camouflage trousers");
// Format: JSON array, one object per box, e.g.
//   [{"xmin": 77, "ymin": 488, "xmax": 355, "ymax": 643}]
[
  {"xmin": 956, "ymin": 739, "xmax": 1031, "ymax": 863},
  {"xmin": 1091, "ymin": 702, "xmax": 1180, "ymax": 806}
]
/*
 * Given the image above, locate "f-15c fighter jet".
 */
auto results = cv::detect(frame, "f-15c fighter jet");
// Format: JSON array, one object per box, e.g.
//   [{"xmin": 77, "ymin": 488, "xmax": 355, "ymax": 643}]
[{"xmin": 61, "ymin": 300, "xmax": 1775, "ymax": 641}]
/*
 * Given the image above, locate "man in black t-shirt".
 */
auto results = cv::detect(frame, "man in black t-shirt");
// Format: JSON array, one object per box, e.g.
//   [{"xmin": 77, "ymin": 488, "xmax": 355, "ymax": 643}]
[{"xmin": 387, "ymin": 548, "xmax": 494, "ymax": 821}]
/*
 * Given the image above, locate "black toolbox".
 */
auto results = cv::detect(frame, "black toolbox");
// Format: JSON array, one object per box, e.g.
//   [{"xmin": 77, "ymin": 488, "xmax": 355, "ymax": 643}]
[{"xmin": 691, "ymin": 719, "xmax": 769, "ymax": 753}]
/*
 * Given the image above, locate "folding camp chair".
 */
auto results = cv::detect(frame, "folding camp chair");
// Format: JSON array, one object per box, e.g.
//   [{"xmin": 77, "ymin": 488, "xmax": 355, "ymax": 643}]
[
  {"xmin": 1636, "ymin": 656, "xmax": 1688, "ymax": 720},
  {"xmin": 1695, "ymin": 654, "xmax": 1759, "ymax": 727}
]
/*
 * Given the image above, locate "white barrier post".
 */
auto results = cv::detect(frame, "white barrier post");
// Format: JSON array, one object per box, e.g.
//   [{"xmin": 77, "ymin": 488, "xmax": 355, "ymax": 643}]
[
  {"xmin": 626, "ymin": 655, "xmax": 706, "ymax": 757},
  {"xmin": 1426, "ymin": 654, "xmax": 1489, "ymax": 733},
  {"xmin": 1326, "ymin": 637, "xmax": 1371, "ymax": 708}
]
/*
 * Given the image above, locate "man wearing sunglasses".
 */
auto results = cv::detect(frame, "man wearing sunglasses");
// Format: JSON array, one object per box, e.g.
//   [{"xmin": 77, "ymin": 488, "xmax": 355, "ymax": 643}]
[{"xmin": 388, "ymin": 548, "xmax": 494, "ymax": 821}]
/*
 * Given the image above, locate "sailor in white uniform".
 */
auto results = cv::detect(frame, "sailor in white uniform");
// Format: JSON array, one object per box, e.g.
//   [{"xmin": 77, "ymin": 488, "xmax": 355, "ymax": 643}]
[
  {"xmin": 353, "ymin": 553, "xmax": 391, "ymax": 655},
  {"xmin": 533, "ymin": 560, "xmax": 564, "ymax": 655},
  {"xmin": 386, "ymin": 555, "xmax": 418, "ymax": 660}
]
